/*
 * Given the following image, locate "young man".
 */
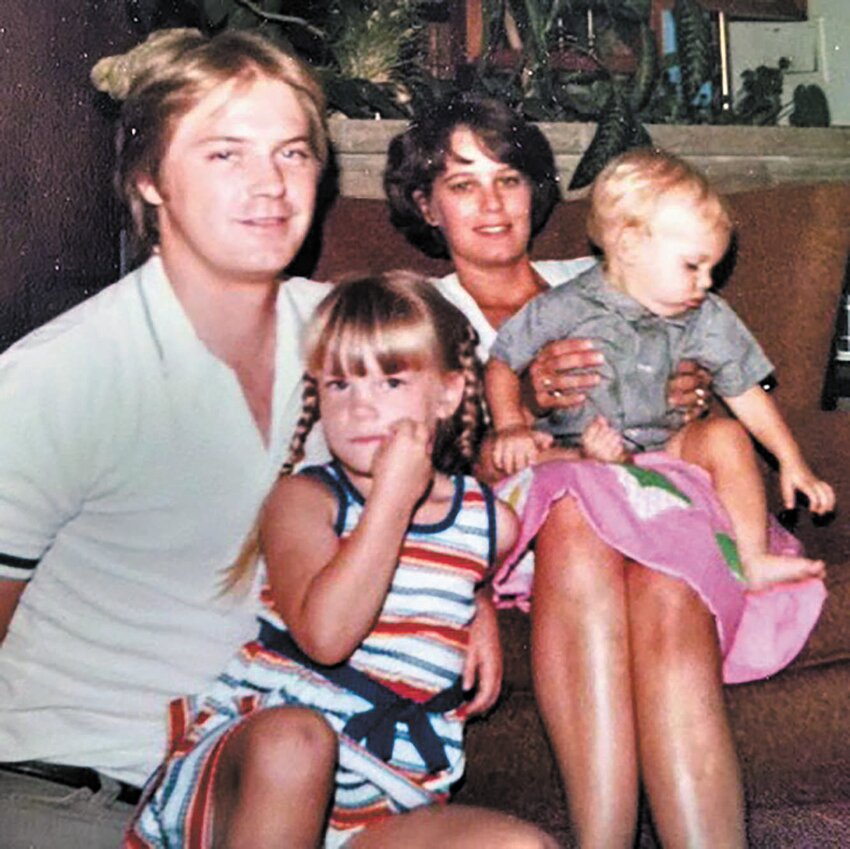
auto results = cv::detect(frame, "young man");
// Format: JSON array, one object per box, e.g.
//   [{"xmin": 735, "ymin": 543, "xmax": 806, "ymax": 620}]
[
  {"xmin": 0, "ymin": 30, "xmax": 337, "ymax": 847},
  {"xmin": 0, "ymin": 30, "xmax": 541, "ymax": 849}
]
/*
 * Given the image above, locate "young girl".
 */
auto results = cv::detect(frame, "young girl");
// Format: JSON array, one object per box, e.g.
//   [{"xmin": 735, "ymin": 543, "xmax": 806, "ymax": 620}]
[{"xmin": 126, "ymin": 272, "xmax": 556, "ymax": 849}]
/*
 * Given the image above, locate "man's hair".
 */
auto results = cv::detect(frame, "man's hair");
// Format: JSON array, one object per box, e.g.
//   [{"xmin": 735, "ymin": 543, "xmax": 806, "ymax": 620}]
[
  {"xmin": 384, "ymin": 93, "xmax": 562, "ymax": 258},
  {"xmin": 111, "ymin": 29, "xmax": 328, "ymax": 259},
  {"xmin": 586, "ymin": 147, "xmax": 732, "ymax": 255}
]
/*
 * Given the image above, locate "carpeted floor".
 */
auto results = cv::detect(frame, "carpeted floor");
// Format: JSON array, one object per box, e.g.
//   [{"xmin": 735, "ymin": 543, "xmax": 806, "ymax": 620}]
[{"xmin": 537, "ymin": 801, "xmax": 850, "ymax": 847}]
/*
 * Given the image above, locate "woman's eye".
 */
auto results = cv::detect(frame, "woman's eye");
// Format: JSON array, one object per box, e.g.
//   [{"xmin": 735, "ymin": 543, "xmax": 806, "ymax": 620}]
[
  {"xmin": 385, "ymin": 377, "xmax": 405, "ymax": 389},
  {"xmin": 499, "ymin": 174, "xmax": 522, "ymax": 187},
  {"xmin": 448, "ymin": 181, "xmax": 473, "ymax": 193},
  {"xmin": 325, "ymin": 378, "xmax": 348, "ymax": 392},
  {"xmin": 209, "ymin": 150, "xmax": 237, "ymax": 162},
  {"xmin": 686, "ymin": 262, "xmax": 700, "ymax": 272}
]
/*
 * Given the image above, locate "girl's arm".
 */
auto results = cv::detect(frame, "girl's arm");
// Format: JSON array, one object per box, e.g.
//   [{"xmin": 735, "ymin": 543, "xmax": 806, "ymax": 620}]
[
  {"xmin": 262, "ymin": 420, "xmax": 434, "ymax": 665},
  {"xmin": 462, "ymin": 499, "xmax": 519, "ymax": 716},
  {"xmin": 724, "ymin": 386, "xmax": 835, "ymax": 513}
]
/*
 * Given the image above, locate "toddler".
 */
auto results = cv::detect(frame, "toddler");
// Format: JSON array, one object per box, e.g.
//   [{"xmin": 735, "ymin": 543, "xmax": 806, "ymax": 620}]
[{"xmin": 485, "ymin": 148, "xmax": 834, "ymax": 589}]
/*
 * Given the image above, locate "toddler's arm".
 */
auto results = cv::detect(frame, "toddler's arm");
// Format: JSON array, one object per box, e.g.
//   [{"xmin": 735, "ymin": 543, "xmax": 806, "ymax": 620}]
[
  {"xmin": 581, "ymin": 415, "xmax": 631, "ymax": 464},
  {"xmin": 485, "ymin": 357, "xmax": 554, "ymax": 475},
  {"xmin": 725, "ymin": 386, "xmax": 835, "ymax": 514}
]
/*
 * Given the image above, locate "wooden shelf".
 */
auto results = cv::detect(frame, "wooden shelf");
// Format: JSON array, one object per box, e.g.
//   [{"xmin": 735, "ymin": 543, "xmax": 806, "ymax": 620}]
[{"xmin": 698, "ymin": 1, "xmax": 806, "ymax": 20}]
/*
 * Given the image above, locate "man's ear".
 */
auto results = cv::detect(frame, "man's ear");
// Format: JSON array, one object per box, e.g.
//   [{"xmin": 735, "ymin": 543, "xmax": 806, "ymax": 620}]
[
  {"xmin": 136, "ymin": 173, "xmax": 164, "ymax": 207},
  {"xmin": 438, "ymin": 371, "xmax": 466, "ymax": 419},
  {"xmin": 413, "ymin": 190, "xmax": 439, "ymax": 227}
]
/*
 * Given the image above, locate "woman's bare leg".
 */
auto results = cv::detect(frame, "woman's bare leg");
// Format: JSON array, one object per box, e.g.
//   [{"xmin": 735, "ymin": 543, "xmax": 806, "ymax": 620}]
[
  {"xmin": 212, "ymin": 706, "xmax": 337, "ymax": 849},
  {"xmin": 626, "ymin": 564, "xmax": 746, "ymax": 848},
  {"xmin": 532, "ymin": 496, "xmax": 639, "ymax": 849},
  {"xmin": 675, "ymin": 418, "xmax": 824, "ymax": 587},
  {"xmin": 349, "ymin": 804, "xmax": 558, "ymax": 849}
]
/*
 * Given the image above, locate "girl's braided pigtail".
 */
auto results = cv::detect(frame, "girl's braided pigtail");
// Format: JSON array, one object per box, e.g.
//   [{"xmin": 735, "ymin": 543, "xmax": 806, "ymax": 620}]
[
  {"xmin": 220, "ymin": 374, "xmax": 320, "ymax": 594},
  {"xmin": 455, "ymin": 322, "xmax": 487, "ymax": 468},
  {"xmin": 281, "ymin": 373, "xmax": 320, "ymax": 475}
]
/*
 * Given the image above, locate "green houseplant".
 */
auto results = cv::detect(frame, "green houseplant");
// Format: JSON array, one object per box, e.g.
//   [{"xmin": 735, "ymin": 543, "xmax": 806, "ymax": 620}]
[{"xmin": 132, "ymin": 0, "xmax": 830, "ymax": 187}]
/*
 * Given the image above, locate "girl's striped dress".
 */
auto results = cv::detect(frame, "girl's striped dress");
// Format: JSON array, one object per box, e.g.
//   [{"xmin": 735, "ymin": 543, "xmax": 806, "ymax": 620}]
[{"xmin": 125, "ymin": 462, "xmax": 497, "ymax": 849}]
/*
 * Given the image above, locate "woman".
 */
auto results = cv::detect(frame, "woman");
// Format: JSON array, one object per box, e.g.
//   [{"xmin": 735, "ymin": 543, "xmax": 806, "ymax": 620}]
[{"xmin": 385, "ymin": 94, "xmax": 747, "ymax": 848}]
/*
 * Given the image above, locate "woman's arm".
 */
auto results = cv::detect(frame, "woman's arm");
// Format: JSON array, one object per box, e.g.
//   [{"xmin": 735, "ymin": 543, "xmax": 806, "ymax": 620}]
[
  {"xmin": 725, "ymin": 386, "xmax": 834, "ymax": 513},
  {"xmin": 263, "ymin": 420, "xmax": 433, "ymax": 664},
  {"xmin": 525, "ymin": 338, "xmax": 603, "ymax": 412},
  {"xmin": 527, "ymin": 343, "xmax": 711, "ymax": 421}
]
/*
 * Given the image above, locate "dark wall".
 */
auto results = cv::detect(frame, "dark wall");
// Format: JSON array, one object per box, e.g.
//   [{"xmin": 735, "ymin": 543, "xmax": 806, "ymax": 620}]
[{"xmin": 0, "ymin": 2, "xmax": 139, "ymax": 349}]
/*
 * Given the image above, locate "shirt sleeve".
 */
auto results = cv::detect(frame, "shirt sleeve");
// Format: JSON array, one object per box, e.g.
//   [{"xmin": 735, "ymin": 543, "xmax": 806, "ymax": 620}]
[
  {"xmin": 684, "ymin": 294, "xmax": 774, "ymax": 398},
  {"xmin": 0, "ymin": 335, "xmax": 97, "ymax": 581}
]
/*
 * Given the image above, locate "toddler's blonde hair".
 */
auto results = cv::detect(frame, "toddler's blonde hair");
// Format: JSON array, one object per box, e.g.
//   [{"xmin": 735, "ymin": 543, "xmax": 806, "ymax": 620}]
[{"xmin": 586, "ymin": 148, "xmax": 732, "ymax": 256}]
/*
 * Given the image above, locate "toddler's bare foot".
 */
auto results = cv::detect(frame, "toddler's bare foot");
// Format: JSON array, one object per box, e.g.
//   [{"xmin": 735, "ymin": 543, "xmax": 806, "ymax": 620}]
[{"xmin": 743, "ymin": 552, "xmax": 826, "ymax": 591}]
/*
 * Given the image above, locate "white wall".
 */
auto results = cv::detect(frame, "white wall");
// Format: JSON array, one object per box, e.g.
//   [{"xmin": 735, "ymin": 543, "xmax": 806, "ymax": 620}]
[{"xmin": 728, "ymin": 0, "xmax": 849, "ymax": 126}]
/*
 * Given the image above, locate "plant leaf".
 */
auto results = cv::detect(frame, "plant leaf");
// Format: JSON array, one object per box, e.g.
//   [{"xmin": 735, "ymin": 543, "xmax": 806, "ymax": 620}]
[
  {"xmin": 202, "ymin": 0, "xmax": 233, "ymax": 27},
  {"xmin": 674, "ymin": 0, "xmax": 713, "ymax": 113},
  {"xmin": 790, "ymin": 84, "xmax": 830, "ymax": 127},
  {"xmin": 569, "ymin": 87, "xmax": 650, "ymax": 189}
]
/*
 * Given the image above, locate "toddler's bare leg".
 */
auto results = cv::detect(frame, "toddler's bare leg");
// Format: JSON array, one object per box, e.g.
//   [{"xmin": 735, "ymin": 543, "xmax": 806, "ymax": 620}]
[
  {"xmin": 532, "ymin": 496, "xmax": 639, "ymax": 849},
  {"xmin": 675, "ymin": 418, "xmax": 824, "ymax": 588},
  {"xmin": 627, "ymin": 563, "xmax": 746, "ymax": 848},
  {"xmin": 212, "ymin": 706, "xmax": 336, "ymax": 849}
]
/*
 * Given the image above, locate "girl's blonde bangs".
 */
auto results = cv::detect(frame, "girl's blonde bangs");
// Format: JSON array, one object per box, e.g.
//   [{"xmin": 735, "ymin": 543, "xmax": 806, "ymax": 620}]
[{"xmin": 307, "ymin": 310, "xmax": 438, "ymax": 377}]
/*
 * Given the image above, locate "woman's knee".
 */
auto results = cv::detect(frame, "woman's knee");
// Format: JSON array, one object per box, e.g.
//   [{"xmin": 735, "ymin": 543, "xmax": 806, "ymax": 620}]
[
  {"xmin": 535, "ymin": 496, "xmax": 625, "ymax": 599},
  {"xmin": 351, "ymin": 806, "xmax": 558, "ymax": 849},
  {"xmin": 627, "ymin": 565, "xmax": 715, "ymax": 653}
]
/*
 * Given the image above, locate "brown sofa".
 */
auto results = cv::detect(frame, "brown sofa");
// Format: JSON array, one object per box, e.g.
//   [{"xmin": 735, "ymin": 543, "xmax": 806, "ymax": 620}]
[{"xmin": 312, "ymin": 181, "xmax": 850, "ymax": 848}]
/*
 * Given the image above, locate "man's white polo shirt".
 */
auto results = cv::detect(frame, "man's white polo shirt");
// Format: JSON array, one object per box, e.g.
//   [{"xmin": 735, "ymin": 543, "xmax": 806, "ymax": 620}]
[{"xmin": 0, "ymin": 256, "xmax": 331, "ymax": 785}]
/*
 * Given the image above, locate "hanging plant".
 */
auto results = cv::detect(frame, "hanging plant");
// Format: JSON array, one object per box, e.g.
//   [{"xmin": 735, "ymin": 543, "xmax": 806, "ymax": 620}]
[
  {"xmin": 568, "ymin": 85, "xmax": 651, "ymax": 189},
  {"xmin": 673, "ymin": 0, "xmax": 714, "ymax": 117}
]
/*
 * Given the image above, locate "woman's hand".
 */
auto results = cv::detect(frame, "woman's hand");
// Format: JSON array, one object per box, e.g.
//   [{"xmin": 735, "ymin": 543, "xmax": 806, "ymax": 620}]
[
  {"xmin": 526, "ymin": 338, "xmax": 604, "ymax": 412},
  {"xmin": 668, "ymin": 360, "xmax": 713, "ymax": 424}
]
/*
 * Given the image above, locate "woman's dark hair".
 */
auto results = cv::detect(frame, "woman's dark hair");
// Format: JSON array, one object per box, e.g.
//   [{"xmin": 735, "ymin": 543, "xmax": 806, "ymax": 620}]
[{"xmin": 384, "ymin": 94, "xmax": 562, "ymax": 258}]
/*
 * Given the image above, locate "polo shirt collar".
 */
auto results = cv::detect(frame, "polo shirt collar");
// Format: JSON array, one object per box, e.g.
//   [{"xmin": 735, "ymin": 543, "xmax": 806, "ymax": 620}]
[{"xmin": 588, "ymin": 266, "xmax": 691, "ymax": 328}]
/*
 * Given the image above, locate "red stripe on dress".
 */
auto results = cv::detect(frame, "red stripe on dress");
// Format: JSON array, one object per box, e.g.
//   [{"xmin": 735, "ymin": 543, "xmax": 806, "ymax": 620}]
[{"xmin": 185, "ymin": 727, "xmax": 233, "ymax": 849}]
